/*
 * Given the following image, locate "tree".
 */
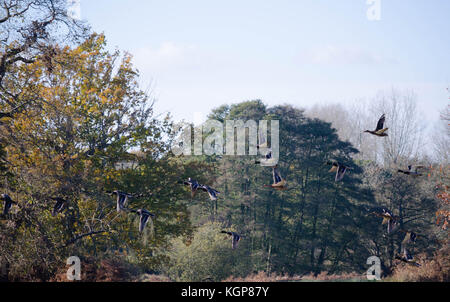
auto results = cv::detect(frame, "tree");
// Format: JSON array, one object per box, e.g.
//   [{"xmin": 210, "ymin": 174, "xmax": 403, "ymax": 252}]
[
  {"xmin": 306, "ymin": 89, "xmax": 425, "ymax": 166},
  {"xmin": 432, "ymin": 101, "xmax": 450, "ymax": 164},
  {"xmin": 0, "ymin": 34, "xmax": 194, "ymax": 280},
  {"xmin": 434, "ymin": 94, "xmax": 450, "ymax": 232},
  {"xmin": 187, "ymin": 100, "xmax": 376, "ymax": 277},
  {"xmin": 0, "ymin": 0, "xmax": 89, "ymax": 119},
  {"xmin": 370, "ymin": 89, "xmax": 424, "ymax": 166},
  {"xmin": 306, "ymin": 102, "xmax": 379, "ymax": 162}
]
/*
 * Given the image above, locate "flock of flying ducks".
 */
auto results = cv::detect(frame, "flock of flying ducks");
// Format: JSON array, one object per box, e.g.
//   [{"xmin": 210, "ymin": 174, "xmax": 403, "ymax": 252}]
[
  {"xmin": 181, "ymin": 178, "xmax": 243, "ymax": 248},
  {"xmin": 365, "ymin": 115, "xmax": 424, "ymax": 267},
  {"xmin": 370, "ymin": 208, "xmax": 421, "ymax": 267},
  {"xmin": 0, "ymin": 114, "xmax": 427, "ymax": 260}
]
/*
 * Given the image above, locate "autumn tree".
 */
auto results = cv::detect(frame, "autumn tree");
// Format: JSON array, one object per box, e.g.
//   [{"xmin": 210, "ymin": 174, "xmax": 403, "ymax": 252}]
[
  {"xmin": 0, "ymin": 0, "xmax": 89, "ymax": 121},
  {"xmin": 0, "ymin": 34, "xmax": 194, "ymax": 280}
]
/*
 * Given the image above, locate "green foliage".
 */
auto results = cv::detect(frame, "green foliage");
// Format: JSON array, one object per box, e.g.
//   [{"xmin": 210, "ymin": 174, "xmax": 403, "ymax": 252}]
[{"xmin": 163, "ymin": 222, "xmax": 259, "ymax": 281}]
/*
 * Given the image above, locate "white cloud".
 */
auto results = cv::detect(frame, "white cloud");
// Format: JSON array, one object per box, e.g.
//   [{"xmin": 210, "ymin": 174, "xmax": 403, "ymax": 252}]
[{"xmin": 303, "ymin": 45, "xmax": 396, "ymax": 65}]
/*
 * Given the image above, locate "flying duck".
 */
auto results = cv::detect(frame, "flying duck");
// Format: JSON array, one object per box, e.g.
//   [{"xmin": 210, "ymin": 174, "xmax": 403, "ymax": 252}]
[
  {"xmin": 107, "ymin": 190, "xmax": 150, "ymax": 212},
  {"xmin": 264, "ymin": 165, "xmax": 286, "ymax": 190},
  {"xmin": 397, "ymin": 165, "xmax": 424, "ymax": 177},
  {"xmin": 50, "ymin": 197, "xmax": 67, "ymax": 217},
  {"xmin": 327, "ymin": 160, "xmax": 351, "ymax": 182},
  {"xmin": 396, "ymin": 247, "xmax": 421, "ymax": 267},
  {"xmin": 371, "ymin": 207, "xmax": 399, "ymax": 234},
  {"xmin": 182, "ymin": 178, "xmax": 201, "ymax": 197},
  {"xmin": 364, "ymin": 114, "xmax": 388, "ymax": 137},
  {"xmin": 221, "ymin": 231, "xmax": 242, "ymax": 249},
  {"xmin": 255, "ymin": 128, "xmax": 277, "ymax": 166},
  {"xmin": 108, "ymin": 190, "xmax": 134, "ymax": 212},
  {"xmin": 135, "ymin": 209, "xmax": 156, "ymax": 233},
  {"xmin": 387, "ymin": 216, "xmax": 400, "ymax": 234}
]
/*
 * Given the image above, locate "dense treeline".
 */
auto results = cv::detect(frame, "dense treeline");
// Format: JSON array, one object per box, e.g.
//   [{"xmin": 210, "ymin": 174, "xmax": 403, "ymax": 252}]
[
  {"xmin": 164, "ymin": 101, "xmax": 446, "ymax": 281},
  {"xmin": 0, "ymin": 0, "xmax": 448, "ymax": 281}
]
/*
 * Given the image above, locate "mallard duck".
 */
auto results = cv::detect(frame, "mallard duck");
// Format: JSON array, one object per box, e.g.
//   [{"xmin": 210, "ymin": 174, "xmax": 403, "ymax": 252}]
[
  {"xmin": 50, "ymin": 197, "xmax": 67, "ymax": 217},
  {"xmin": 364, "ymin": 114, "xmax": 388, "ymax": 137},
  {"xmin": 371, "ymin": 207, "xmax": 393, "ymax": 222},
  {"xmin": 396, "ymin": 247, "xmax": 420, "ymax": 267},
  {"xmin": 199, "ymin": 184, "xmax": 220, "ymax": 201},
  {"xmin": 327, "ymin": 160, "xmax": 352, "ymax": 182},
  {"xmin": 264, "ymin": 165, "xmax": 287, "ymax": 190},
  {"xmin": 255, "ymin": 128, "xmax": 276, "ymax": 165},
  {"xmin": 182, "ymin": 178, "xmax": 201, "ymax": 198},
  {"xmin": 107, "ymin": 190, "xmax": 149, "ymax": 212},
  {"xmin": 397, "ymin": 165, "xmax": 424, "ymax": 176},
  {"xmin": 371, "ymin": 207, "xmax": 399, "ymax": 234},
  {"xmin": 135, "ymin": 209, "xmax": 155, "ymax": 233},
  {"xmin": 108, "ymin": 190, "xmax": 134, "ymax": 212},
  {"xmin": 1, "ymin": 193, "xmax": 16, "ymax": 215},
  {"xmin": 221, "ymin": 231, "xmax": 242, "ymax": 249}
]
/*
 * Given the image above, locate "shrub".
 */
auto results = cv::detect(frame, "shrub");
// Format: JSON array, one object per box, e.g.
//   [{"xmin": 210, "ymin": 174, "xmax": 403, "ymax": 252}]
[
  {"xmin": 163, "ymin": 222, "xmax": 255, "ymax": 282},
  {"xmin": 388, "ymin": 245, "xmax": 450, "ymax": 282},
  {"xmin": 50, "ymin": 256, "xmax": 141, "ymax": 282}
]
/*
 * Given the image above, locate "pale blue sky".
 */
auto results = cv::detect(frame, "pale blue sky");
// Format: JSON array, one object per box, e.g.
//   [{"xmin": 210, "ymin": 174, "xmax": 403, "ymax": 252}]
[{"xmin": 80, "ymin": 0, "xmax": 449, "ymax": 125}]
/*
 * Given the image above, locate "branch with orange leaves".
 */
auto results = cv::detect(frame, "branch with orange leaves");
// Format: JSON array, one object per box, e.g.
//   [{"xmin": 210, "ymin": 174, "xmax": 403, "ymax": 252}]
[{"xmin": 436, "ymin": 184, "xmax": 449, "ymax": 230}]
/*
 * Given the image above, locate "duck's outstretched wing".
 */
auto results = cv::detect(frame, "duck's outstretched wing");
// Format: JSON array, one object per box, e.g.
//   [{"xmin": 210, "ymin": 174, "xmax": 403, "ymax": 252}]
[
  {"xmin": 200, "ymin": 185, "xmax": 220, "ymax": 200},
  {"xmin": 413, "ymin": 165, "xmax": 426, "ymax": 173},
  {"xmin": 335, "ymin": 165, "xmax": 347, "ymax": 182},
  {"xmin": 402, "ymin": 231, "xmax": 417, "ymax": 244},
  {"xmin": 115, "ymin": 192, "xmax": 130, "ymax": 212},
  {"xmin": 3, "ymin": 200, "xmax": 13, "ymax": 215},
  {"xmin": 375, "ymin": 114, "xmax": 385, "ymax": 131},
  {"xmin": 138, "ymin": 209, "xmax": 155, "ymax": 233},
  {"xmin": 1, "ymin": 194, "xmax": 15, "ymax": 215},
  {"xmin": 272, "ymin": 166, "xmax": 283, "ymax": 184},
  {"xmin": 410, "ymin": 231, "xmax": 417, "ymax": 242},
  {"xmin": 397, "ymin": 169, "xmax": 411, "ymax": 175},
  {"xmin": 232, "ymin": 233, "xmax": 241, "ymax": 249},
  {"xmin": 51, "ymin": 197, "xmax": 66, "ymax": 216},
  {"xmin": 403, "ymin": 247, "xmax": 413, "ymax": 260},
  {"xmin": 257, "ymin": 127, "xmax": 268, "ymax": 149},
  {"xmin": 387, "ymin": 218, "xmax": 400, "ymax": 234}
]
